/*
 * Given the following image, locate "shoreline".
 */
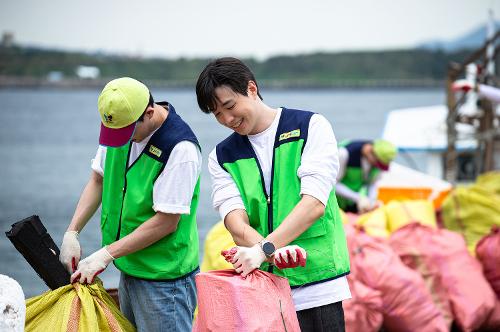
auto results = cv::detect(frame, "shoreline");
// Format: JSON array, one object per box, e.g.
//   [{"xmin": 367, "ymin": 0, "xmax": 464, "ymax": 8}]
[{"xmin": 0, "ymin": 76, "xmax": 444, "ymax": 90}]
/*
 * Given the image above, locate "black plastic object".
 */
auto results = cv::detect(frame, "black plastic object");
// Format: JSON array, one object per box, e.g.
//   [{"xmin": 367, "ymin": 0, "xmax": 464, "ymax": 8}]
[{"xmin": 5, "ymin": 215, "xmax": 70, "ymax": 289}]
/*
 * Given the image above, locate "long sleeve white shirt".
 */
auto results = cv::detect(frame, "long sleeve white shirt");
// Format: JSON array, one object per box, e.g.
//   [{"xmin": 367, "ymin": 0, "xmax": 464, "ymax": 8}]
[{"xmin": 208, "ymin": 108, "xmax": 351, "ymax": 311}]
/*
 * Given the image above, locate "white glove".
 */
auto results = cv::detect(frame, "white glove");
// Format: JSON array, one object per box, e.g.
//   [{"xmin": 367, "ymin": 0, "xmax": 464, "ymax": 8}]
[
  {"xmin": 59, "ymin": 231, "xmax": 81, "ymax": 273},
  {"xmin": 231, "ymin": 244, "xmax": 266, "ymax": 278},
  {"xmin": 273, "ymin": 245, "xmax": 307, "ymax": 269},
  {"xmin": 71, "ymin": 247, "xmax": 115, "ymax": 284},
  {"xmin": 357, "ymin": 196, "xmax": 373, "ymax": 214}
]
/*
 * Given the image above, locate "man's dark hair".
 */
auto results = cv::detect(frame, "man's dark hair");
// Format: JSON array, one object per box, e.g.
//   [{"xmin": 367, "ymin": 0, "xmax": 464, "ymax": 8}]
[
  {"xmin": 196, "ymin": 57, "xmax": 263, "ymax": 114},
  {"xmin": 137, "ymin": 92, "xmax": 154, "ymax": 122}
]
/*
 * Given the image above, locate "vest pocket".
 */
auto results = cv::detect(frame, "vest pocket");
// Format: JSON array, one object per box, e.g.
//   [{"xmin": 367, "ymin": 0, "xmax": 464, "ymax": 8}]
[
  {"xmin": 100, "ymin": 213, "xmax": 113, "ymax": 246},
  {"xmin": 100, "ymin": 213, "xmax": 108, "ymax": 230},
  {"xmin": 295, "ymin": 216, "xmax": 326, "ymax": 240}
]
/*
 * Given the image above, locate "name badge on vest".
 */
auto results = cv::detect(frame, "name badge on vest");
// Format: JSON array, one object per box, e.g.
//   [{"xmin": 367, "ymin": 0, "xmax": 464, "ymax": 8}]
[
  {"xmin": 279, "ymin": 129, "xmax": 300, "ymax": 141},
  {"xmin": 149, "ymin": 145, "xmax": 162, "ymax": 157}
]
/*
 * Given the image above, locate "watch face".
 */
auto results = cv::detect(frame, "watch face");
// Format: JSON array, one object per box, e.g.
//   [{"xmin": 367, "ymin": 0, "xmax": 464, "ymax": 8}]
[{"xmin": 262, "ymin": 242, "xmax": 275, "ymax": 256}]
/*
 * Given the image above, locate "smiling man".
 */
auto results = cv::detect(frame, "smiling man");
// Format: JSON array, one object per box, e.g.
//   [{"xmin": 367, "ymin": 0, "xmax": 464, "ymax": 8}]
[
  {"xmin": 59, "ymin": 77, "xmax": 201, "ymax": 331},
  {"xmin": 196, "ymin": 57, "xmax": 351, "ymax": 331}
]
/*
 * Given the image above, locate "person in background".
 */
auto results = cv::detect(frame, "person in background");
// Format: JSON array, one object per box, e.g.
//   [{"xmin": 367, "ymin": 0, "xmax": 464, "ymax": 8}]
[
  {"xmin": 452, "ymin": 79, "xmax": 500, "ymax": 103},
  {"xmin": 59, "ymin": 77, "xmax": 202, "ymax": 331},
  {"xmin": 196, "ymin": 57, "xmax": 351, "ymax": 331},
  {"xmin": 336, "ymin": 139, "xmax": 397, "ymax": 213}
]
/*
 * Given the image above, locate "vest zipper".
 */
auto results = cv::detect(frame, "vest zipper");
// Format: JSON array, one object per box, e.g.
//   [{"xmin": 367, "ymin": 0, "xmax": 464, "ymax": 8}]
[
  {"xmin": 116, "ymin": 143, "xmax": 133, "ymax": 241},
  {"xmin": 267, "ymin": 147, "xmax": 276, "ymax": 274},
  {"xmin": 244, "ymin": 137, "xmax": 275, "ymax": 273}
]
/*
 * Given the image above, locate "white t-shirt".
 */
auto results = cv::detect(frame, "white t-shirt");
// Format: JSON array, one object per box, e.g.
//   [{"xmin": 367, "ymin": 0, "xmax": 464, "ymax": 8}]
[
  {"xmin": 92, "ymin": 129, "xmax": 202, "ymax": 215},
  {"xmin": 208, "ymin": 108, "xmax": 351, "ymax": 311}
]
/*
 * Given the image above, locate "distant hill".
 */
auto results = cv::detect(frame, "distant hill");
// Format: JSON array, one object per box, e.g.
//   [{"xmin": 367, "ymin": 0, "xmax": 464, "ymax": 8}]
[
  {"xmin": 0, "ymin": 43, "xmax": 496, "ymax": 88},
  {"xmin": 419, "ymin": 21, "xmax": 499, "ymax": 51}
]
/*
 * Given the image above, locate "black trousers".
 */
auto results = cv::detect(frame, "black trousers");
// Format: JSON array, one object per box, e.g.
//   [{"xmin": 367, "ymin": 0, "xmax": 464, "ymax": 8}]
[{"xmin": 296, "ymin": 302, "xmax": 345, "ymax": 332}]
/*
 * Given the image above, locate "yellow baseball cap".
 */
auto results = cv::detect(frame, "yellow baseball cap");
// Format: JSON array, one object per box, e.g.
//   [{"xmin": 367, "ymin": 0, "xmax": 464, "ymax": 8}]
[
  {"xmin": 98, "ymin": 77, "xmax": 150, "ymax": 147},
  {"xmin": 373, "ymin": 139, "xmax": 398, "ymax": 170}
]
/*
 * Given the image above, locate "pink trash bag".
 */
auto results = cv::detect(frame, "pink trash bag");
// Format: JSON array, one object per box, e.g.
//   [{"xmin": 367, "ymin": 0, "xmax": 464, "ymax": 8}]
[
  {"xmin": 345, "ymin": 223, "xmax": 383, "ymax": 331},
  {"xmin": 389, "ymin": 223, "xmax": 454, "ymax": 329},
  {"xmin": 348, "ymin": 226, "xmax": 447, "ymax": 332},
  {"xmin": 343, "ymin": 276, "xmax": 383, "ymax": 332},
  {"xmin": 481, "ymin": 300, "xmax": 500, "ymax": 331},
  {"xmin": 476, "ymin": 226, "xmax": 500, "ymax": 299},
  {"xmin": 193, "ymin": 269, "xmax": 300, "ymax": 332},
  {"xmin": 391, "ymin": 223, "xmax": 496, "ymax": 332}
]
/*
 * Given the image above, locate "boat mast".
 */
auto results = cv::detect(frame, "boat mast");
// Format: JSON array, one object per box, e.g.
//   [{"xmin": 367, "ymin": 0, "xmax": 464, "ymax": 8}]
[{"xmin": 444, "ymin": 11, "xmax": 499, "ymax": 183}]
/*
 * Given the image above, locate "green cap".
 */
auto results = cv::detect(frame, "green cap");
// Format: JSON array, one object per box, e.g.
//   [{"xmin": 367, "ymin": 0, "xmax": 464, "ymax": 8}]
[{"xmin": 373, "ymin": 139, "xmax": 397, "ymax": 164}]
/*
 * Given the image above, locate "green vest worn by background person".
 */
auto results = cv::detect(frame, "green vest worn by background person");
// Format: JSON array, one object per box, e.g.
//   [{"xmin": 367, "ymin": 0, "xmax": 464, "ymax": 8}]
[
  {"xmin": 101, "ymin": 102, "xmax": 200, "ymax": 280},
  {"xmin": 216, "ymin": 108, "xmax": 350, "ymax": 287},
  {"xmin": 336, "ymin": 140, "xmax": 380, "ymax": 211}
]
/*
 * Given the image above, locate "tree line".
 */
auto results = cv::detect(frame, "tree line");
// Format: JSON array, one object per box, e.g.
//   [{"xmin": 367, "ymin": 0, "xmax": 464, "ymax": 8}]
[{"xmin": 0, "ymin": 45, "xmax": 488, "ymax": 86}]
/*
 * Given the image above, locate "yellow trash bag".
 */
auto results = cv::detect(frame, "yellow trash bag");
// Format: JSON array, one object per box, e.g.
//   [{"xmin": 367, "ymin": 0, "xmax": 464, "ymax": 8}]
[
  {"xmin": 475, "ymin": 171, "xmax": 500, "ymax": 196},
  {"xmin": 355, "ymin": 207, "xmax": 390, "ymax": 238},
  {"xmin": 339, "ymin": 209, "xmax": 350, "ymax": 225},
  {"xmin": 442, "ymin": 172, "xmax": 500, "ymax": 254},
  {"xmin": 385, "ymin": 200, "xmax": 437, "ymax": 233},
  {"xmin": 25, "ymin": 279, "xmax": 135, "ymax": 332},
  {"xmin": 200, "ymin": 221, "xmax": 236, "ymax": 272}
]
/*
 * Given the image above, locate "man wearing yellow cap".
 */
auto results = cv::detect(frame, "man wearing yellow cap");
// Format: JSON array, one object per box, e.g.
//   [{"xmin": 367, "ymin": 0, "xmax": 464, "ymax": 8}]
[
  {"xmin": 336, "ymin": 139, "xmax": 397, "ymax": 213},
  {"xmin": 59, "ymin": 77, "xmax": 201, "ymax": 331}
]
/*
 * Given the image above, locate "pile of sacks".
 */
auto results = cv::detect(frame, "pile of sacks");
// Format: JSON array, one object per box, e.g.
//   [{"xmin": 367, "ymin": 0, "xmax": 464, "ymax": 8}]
[
  {"xmin": 344, "ymin": 172, "xmax": 500, "ymax": 331},
  {"xmin": 343, "ymin": 218, "xmax": 500, "ymax": 332}
]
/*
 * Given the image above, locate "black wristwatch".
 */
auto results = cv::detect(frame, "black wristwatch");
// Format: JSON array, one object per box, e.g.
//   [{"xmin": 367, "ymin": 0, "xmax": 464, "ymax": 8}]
[{"xmin": 260, "ymin": 240, "xmax": 276, "ymax": 258}]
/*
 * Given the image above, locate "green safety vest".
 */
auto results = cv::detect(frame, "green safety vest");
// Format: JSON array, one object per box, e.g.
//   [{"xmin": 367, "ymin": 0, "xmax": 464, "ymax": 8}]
[
  {"xmin": 336, "ymin": 140, "xmax": 380, "ymax": 210},
  {"xmin": 101, "ymin": 103, "xmax": 200, "ymax": 280},
  {"xmin": 216, "ymin": 108, "xmax": 350, "ymax": 287}
]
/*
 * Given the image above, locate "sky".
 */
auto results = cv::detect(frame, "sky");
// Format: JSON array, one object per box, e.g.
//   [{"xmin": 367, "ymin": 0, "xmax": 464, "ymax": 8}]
[{"xmin": 1, "ymin": 0, "xmax": 499, "ymax": 59}]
